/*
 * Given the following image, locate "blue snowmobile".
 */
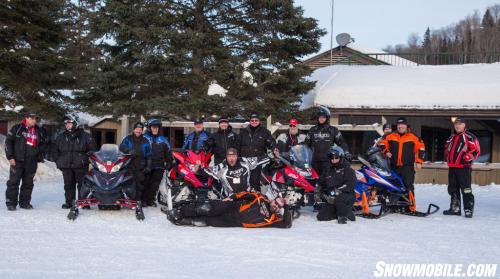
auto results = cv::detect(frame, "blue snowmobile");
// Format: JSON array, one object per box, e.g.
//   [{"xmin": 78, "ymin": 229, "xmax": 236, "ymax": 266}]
[{"xmin": 354, "ymin": 147, "xmax": 439, "ymax": 218}]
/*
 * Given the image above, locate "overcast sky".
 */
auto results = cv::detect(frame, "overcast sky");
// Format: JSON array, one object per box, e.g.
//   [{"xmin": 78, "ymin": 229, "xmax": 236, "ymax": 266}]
[{"xmin": 294, "ymin": 0, "xmax": 500, "ymax": 53}]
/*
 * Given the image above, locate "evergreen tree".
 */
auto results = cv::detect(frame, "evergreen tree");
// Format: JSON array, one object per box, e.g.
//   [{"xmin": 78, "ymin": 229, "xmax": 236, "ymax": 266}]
[
  {"xmin": 481, "ymin": 9, "xmax": 495, "ymax": 28},
  {"xmin": 76, "ymin": 0, "xmax": 325, "ymax": 120},
  {"xmin": 0, "ymin": 0, "xmax": 73, "ymax": 120},
  {"xmin": 422, "ymin": 27, "xmax": 431, "ymax": 52}
]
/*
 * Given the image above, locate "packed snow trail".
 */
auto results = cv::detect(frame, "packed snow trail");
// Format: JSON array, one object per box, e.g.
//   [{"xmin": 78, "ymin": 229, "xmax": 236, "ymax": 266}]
[{"xmin": 0, "ymin": 176, "xmax": 499, "ymax": 279}]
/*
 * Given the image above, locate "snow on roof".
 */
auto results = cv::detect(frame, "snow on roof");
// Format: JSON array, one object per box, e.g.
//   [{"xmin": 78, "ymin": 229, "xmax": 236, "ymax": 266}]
[
  {"xmin": 76, "ymin": 112, "xmax": 110, "ymax": 127},
  {"xmin": 347, "ymin": 43, "xmax": 417, "ymax": 66},
  {"xmin": 301, "ymin": 63, "xmax": 500, "ymax": 110}
]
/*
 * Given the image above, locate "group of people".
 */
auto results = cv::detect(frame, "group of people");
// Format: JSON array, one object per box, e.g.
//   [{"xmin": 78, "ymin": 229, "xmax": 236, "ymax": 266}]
[{"xmin": 4, "ymin": 108, "xmax": 481, "ymax": 227}]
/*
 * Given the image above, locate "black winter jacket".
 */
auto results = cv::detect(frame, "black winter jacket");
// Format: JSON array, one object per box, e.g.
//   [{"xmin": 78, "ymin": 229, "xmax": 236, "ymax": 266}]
[
  {"xmin": 305, "ymin": 124, "xmax": 349, "ymax": 162},
  {"xmin": 5, "ymin": 123, "xmax": 48, "ymax": 163},
  {"xmin": 206, "ymin": 126, "xmax": 239, "ymax": 163},
  {"xmin": 51, "ymin": 128, "xmax": 97, "ymax": 169},
  {"xmin": 239, "ymin": 125, "xmax": 276, "ymax": 158},
  {"xmin": 318, "ymin": 159, "xmax": 356, "ymax": 194}
]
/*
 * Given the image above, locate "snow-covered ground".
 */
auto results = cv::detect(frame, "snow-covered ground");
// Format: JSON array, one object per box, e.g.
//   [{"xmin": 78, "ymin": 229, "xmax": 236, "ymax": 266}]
[{"xmin": 0, "ymin": 175, "xmax": 499, "ymax": 279}]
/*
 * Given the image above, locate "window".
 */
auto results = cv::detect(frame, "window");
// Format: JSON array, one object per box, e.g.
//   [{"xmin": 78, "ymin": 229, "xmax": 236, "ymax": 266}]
[
  {"xmin": 341, "ymin": 131, "xmax": 380, "ymax": 160},
  {"xmin": 469, "ymin": 130, "xmax": 492, "ymax": 163},
  {"xmin": 421, "ymin": 126, "xmax": 450, "ymax": 162},
  {"xmin": 105, "ymin": 131, "xmax": 116, "ymax": 144}
]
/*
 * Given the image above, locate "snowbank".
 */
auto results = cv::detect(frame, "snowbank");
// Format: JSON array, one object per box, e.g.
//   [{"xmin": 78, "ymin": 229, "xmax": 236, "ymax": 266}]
[
  {"xmin": 0, "ymin": 180, "xmax": 499, "ymax": 278},
  {"xmin": 0, "ymin": 135, "xmax": 60, "ymax": 181},
  {"xmin": 301, "ymin": 63, "xmax": 500, "ymax": 110}
]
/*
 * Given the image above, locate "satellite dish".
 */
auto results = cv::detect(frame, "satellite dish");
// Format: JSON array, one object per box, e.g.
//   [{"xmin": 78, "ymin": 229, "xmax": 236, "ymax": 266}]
[{"xmin": 336, "ymin": 33, "xmax": 352, "ymax": 47}]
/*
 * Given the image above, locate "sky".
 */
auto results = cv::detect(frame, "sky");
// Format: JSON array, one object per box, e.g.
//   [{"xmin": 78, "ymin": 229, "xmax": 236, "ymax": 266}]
[{"xmin": 295, "ymin": 0, "xmax": 500, "ymax": 53}]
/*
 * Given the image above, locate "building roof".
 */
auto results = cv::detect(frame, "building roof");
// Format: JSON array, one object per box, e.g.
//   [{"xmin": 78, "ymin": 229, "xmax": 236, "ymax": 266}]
[
  {"xmin": 301, "ymin": 63, "xmax": 500, "ymax": 112},
  {"xmin": 302, "ymin": 43, "xmax": 417, "ymax": 69}
]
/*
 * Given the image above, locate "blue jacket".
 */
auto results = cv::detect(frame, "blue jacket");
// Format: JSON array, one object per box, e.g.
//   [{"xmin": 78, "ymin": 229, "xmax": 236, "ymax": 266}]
[
  {"xmin": 119, "ymin": 134, "xmax": 152, "ymax": 171},
  {"xmin": 144, "ymin": 132, "xmax": 172, "ymax": 169},
  {"xmin": 183, "ymin": 130, "xmax": 210, "ymax": 152}
]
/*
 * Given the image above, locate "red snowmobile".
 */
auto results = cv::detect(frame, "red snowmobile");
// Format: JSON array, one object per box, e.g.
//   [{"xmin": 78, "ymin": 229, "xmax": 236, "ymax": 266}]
[
  {"xmin": 157, "ymin": 150, "xmax": 219, "ymax": 211},
  {"xmin": 262, "ymin": 145, "xmax": 318, "ymax": 218}
]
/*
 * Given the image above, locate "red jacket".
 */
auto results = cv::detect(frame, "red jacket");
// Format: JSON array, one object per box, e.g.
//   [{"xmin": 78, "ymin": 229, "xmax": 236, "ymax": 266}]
[{"xmin": 445, "ymin": 130, "xmax": 480, "ymax": 168}]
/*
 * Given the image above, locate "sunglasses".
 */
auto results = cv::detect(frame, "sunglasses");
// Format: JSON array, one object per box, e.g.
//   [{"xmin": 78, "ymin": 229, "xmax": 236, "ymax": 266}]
[
  {"xmin": 331, "ymin": 155, "xmax": 340, "ymax": 160},
  {"xmin": 250, "ymin": 119, "xmax": 260, "ymax": 122},
  {"xmin": 289, "ymin": 125, "xmax": 297, "ymax": 128}
]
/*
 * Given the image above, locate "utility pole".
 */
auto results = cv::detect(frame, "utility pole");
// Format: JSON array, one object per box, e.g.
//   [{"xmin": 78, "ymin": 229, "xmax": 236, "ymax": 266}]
[{"xmin": 329, "ymin": 0, "xmax": 335, "ymax": 65}]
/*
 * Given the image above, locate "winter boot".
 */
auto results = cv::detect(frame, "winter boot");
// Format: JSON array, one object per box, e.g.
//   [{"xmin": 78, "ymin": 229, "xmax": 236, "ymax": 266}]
[
  {"xmin": 7, "ymin": 205, "xmax": 16, "ymax": 211},
  {"xmin": 464, "ymin": 209, "xmax": 473, "ymax": 218},
  {"xmin": 61, "ymin": 203, "xmax": 71, "ymax": 209},
  {"xmin": 282, "ymin": 207, "xmax": 293, "ymax": 228},
  {"xmin": 347, "ymin": 211, "xmax": 356, "ymax": 222},
  {"xmin": 443, "ymin": 194, "xmax": 461, "ymax": 216},
  {"xmin": 338, "ymin": 216, "xmax": 348, "ymax": 224},
  {"xmin": 463, "ymin": 194, "xmax": 474, "ymax": 218},
  {"xmin": 166, "ymin": 209, "xmax": 182, "ymax": 224},
  {"xmin": 20, "ymin": 204, "xmax": 33, "ymax": 209}
]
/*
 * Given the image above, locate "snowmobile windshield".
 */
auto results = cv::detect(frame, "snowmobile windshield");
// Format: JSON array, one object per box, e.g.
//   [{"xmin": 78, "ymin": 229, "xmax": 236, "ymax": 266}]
[
  {"xmin": 290, "ymin": 145, "xmax": 313, "ymax": 169},
  {"xmin": 95, "ymin": 144, "xmax": 124, "ymax": 162},
  {"xmin": 368, "ymin": 149, "xmax": 392, "ymax": 177}
]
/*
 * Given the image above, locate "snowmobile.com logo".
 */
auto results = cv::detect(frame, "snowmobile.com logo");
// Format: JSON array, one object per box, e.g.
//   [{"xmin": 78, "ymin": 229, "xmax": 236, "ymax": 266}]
[{"xmin": 373, "ymin": 261, "xmax": 497, "ymax": 278}]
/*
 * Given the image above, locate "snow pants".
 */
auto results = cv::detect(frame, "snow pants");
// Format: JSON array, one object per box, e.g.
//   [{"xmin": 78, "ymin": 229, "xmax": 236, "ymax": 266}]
[
  {"xmin": 448, "ymin": 167, "xmax": 474, "ymax": 212},
  {"xmin": 5, "ymin": 159, "xmax": 38, "ymax": 207},
  {"xmin": 317, "ymin": 192, "xmax": 355, "ymax": 221},
  {"xmin": 61, "ymin": 168, "xmax": 87, "ymax": 204}
]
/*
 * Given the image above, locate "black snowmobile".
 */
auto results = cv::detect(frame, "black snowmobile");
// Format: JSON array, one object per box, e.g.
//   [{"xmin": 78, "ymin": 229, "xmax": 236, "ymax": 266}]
[{"xmin": 67, "ymin": 144, "xmax": 145, "ymax": 221}]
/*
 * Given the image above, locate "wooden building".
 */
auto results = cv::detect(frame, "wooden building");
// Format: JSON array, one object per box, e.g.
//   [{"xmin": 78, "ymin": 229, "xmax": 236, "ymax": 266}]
[{"xmin": 301, "ymin": 63, "xmax": 500, "ymax": 185}]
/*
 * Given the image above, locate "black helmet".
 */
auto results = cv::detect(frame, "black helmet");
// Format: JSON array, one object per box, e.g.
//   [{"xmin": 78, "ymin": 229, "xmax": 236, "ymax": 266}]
[
  {"xmin": 316, "ymin": 106, "xmax": 331, "ymax": 120},
  {"xmin": 133, "ymin": 122, "xmax": 145, "ymax": 130},
  {"xmin": 63, "ymin": 114, "xmax": 80, "ymax": 128},
  {"xmin": 147, "ymin": 118, "xmax": 161, "ymax": 128},
  {"xmin": 328, "ymin": 145, "xmax": 344, "ymax": 159}
]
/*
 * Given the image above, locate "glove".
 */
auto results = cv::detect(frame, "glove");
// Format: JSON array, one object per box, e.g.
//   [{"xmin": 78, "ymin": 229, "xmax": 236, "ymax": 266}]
[
  {"xmin": 463, "ymin": 153, "xmax": 473, "ymax": 164},
  {"xmin": 143, "ymin": 167, "xmax": 151, "ymax": 174},
  {"xmin": 344, "ymin": 152, "xmax": 353, "ymax": 162},
  {"xmin": 127, "ymin": 149, "xmax": 137, "ymax": 157},
  {"xmin": 314, "ymin": 187, "xmax": 322, "ymax": 203},
  {"xmin": 325, "ymin": 194, "xmax": 336, "ymax": 204}
]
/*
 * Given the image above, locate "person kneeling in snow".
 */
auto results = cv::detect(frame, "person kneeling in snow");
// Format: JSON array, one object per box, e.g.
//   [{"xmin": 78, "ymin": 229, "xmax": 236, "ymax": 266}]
[
  {"xmin": 166, "ymin": 191, "xmax": 292, "ymax": 228},
  {"xmin": 315, "ymin": 146, "xmax": 356, "ymax": 224},
  {"xmin": 204, "ymin": 148, "xmax": 270, "ymax": 198}
]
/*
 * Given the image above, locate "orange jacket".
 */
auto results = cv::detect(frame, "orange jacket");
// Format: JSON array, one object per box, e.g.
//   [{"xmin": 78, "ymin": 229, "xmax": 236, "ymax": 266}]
[
  {"xmin": 379, "ymin": 132, "xmax": 425, "ymax": 167},
  {"xmin": 234, "ymin": 192, "xmax": 283, "ymax": 228}
]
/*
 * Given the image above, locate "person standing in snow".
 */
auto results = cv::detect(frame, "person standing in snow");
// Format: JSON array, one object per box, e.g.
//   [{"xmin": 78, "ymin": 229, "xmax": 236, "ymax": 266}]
[
  {"xmin": 275, "ymin": 118, "xmax": 306, "ymax": 155},
  {"xmin": 315, "ymin": 146, "xmax": 356, "ymax": 224},
  {"xmin": 238, "ymin": 112, "xmax": 277, "ymax": 190},
  {"xmin": 142, "ymin": 119, "xmax": 172, "ymax": 207},
  {"xmin": 51, "ymin": 114, "xmax": 97, "ymax": 209},
  {"xmin": 379, "ymin": 117, "xmax": 425, "ymax": 196},
  {"xmin": 305, "ymin": 106, "xmax": 351, "ymax": 176},
  {"xmin": 443, "ymin": 117, "xmax": 480, "ymax": 218},
  {"xmin": 183, "ymin": 119, "xmax": 210, "ymax": 152},
  {"xmin": 5, "ymin": 112, "xmax": 48, "ymax": 210},
  {"xmin": 119, "ymin": 122, "xmax": 152, "ymax": 201},
  {"xmin": 205, "ymin": 116, "xmax": 239, "ymax": 165}
]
